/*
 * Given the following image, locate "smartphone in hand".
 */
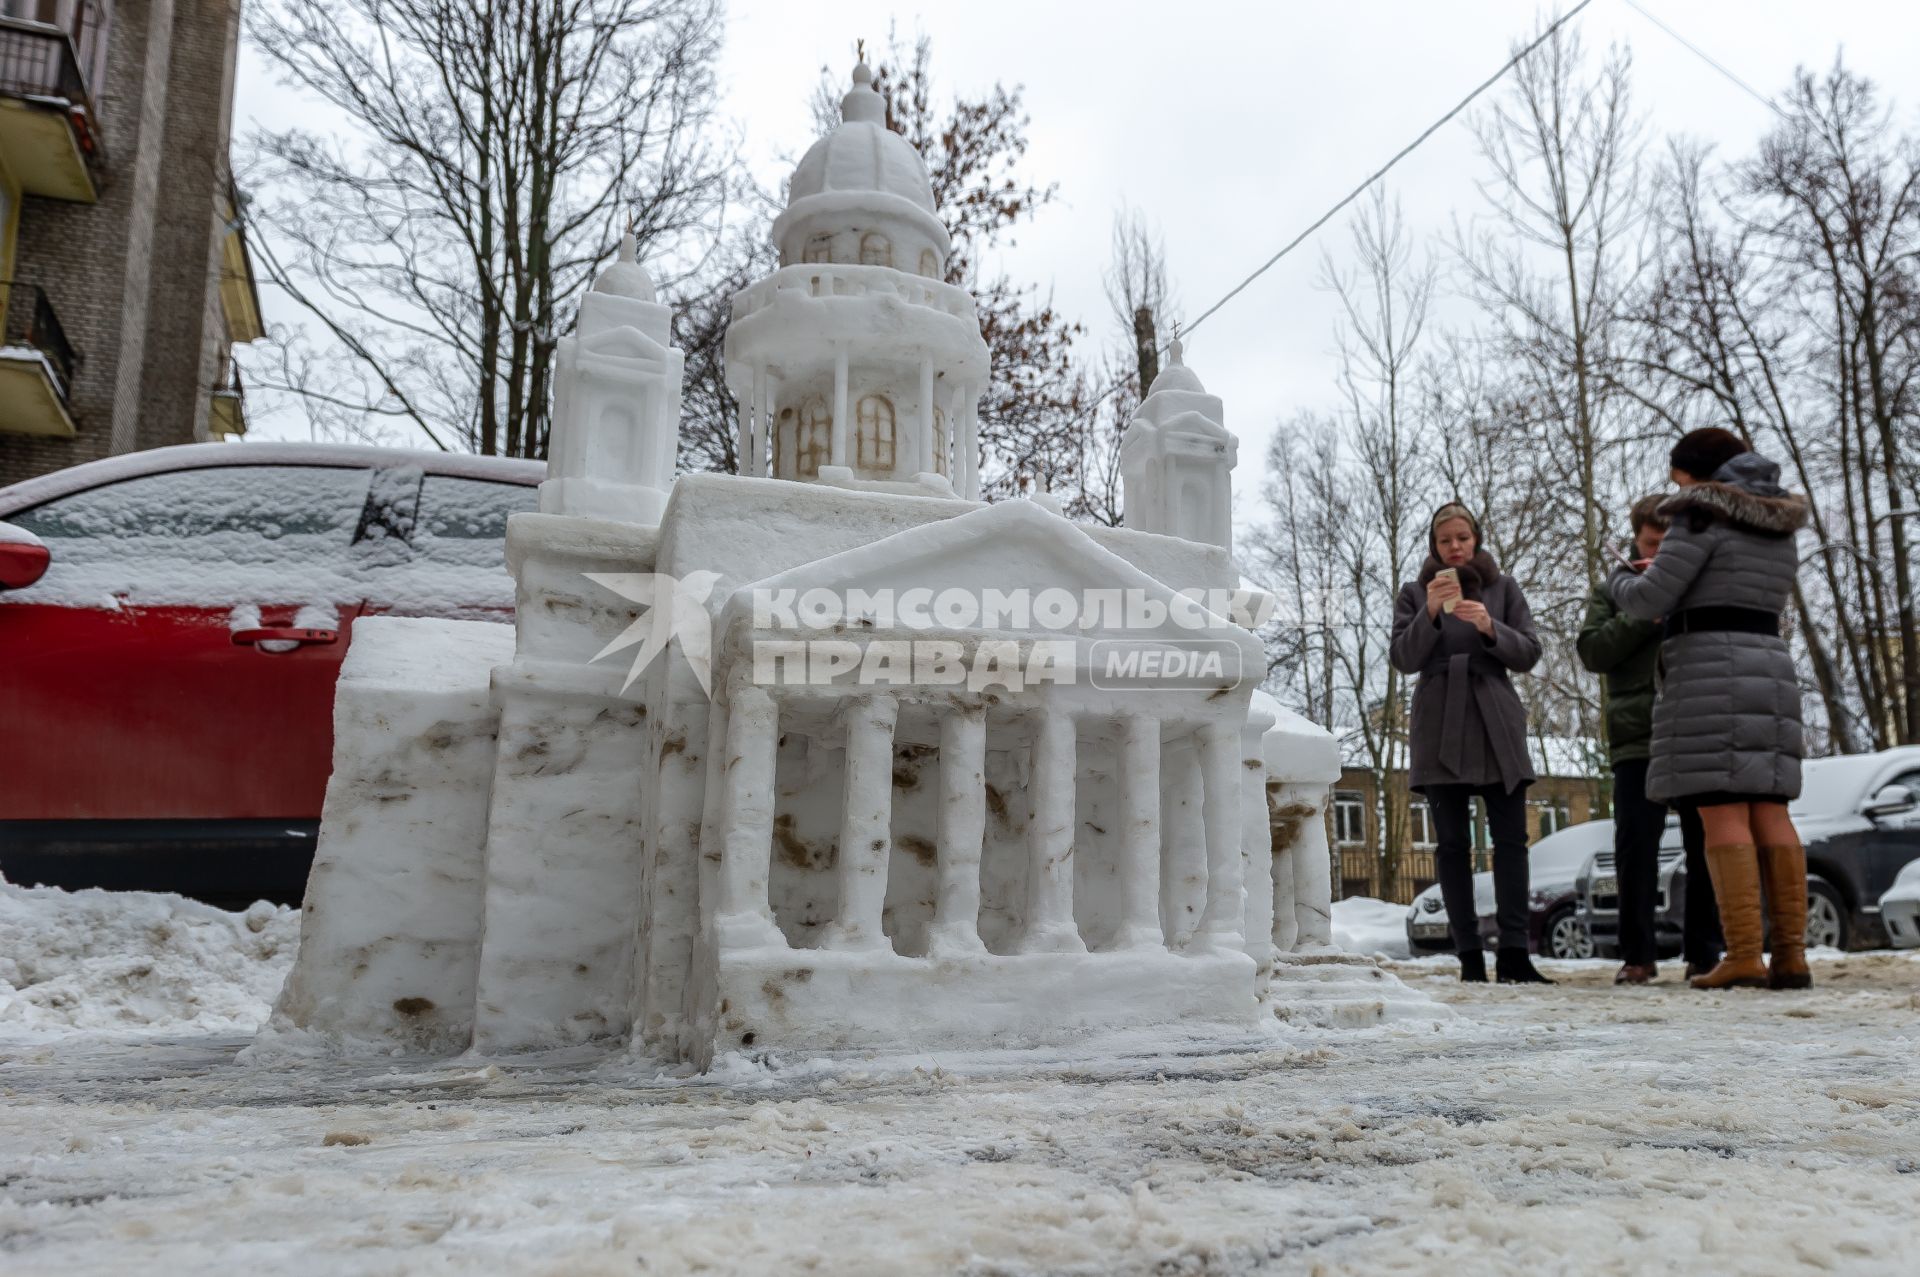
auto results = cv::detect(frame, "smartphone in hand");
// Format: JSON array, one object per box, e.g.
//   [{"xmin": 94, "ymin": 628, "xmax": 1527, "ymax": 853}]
[{"xmin": 1603, "ymin": 542, "xmax": 1639, "ymax": 572}]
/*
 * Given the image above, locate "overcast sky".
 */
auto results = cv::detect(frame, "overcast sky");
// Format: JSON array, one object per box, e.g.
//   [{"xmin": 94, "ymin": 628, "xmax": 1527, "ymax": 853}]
[{"xmin": 235, "ymin": 0, "xmax": 1920, "ymax": 532}]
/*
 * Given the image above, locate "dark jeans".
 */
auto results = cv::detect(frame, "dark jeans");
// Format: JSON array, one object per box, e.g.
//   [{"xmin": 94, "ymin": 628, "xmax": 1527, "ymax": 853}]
[
  {"xmin": 1612, "ymin": 759, "xmax": 1664, "ymax": 966},
  {"xmin": 1427, "ymin": 782, "xmax": 1530, "ymax": 952},
  {"xmin": 1676, "ymin": 801, "xmax": 1721, "ymax": 969}
]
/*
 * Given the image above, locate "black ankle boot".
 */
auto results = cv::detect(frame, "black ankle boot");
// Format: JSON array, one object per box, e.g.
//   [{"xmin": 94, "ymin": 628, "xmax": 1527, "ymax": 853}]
[
  {"xmin": 1458, "ymin": 949, "xmax": 1487, "ymax": 983},
  {"xmin": 1496, "ymin": 947, "xmax": 1553, "ymax": 985}
]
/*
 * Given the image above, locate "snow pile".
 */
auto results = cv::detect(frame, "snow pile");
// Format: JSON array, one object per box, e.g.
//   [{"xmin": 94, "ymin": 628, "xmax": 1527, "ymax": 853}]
[
  {"xmin": 1332, "ymin": 896, "xmax": 1410, "ymax": 959},
  {"xmin": 0, "ymin": 879, "xmax": 298, "ymax": 1037}
]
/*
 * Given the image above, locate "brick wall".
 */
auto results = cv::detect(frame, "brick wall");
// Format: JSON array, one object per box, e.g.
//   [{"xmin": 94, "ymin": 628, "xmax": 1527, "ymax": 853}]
[{"xmin": 0, "ymin": 0, "xmax": 241, "ymax": 488}]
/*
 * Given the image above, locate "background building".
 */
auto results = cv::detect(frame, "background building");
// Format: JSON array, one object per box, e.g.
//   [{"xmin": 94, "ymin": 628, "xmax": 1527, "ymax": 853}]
[
  {"xmin": 0, "ymin": 0, "xmax": 261, "ymax": 486},
  {"xmin": 1329, "ymin": 739, "xmax": 1606, "ymax": 903}
]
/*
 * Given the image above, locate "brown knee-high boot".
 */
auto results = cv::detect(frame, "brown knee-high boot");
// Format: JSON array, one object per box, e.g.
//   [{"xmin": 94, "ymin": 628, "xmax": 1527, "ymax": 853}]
[
  {"xmin": 1690, "ymin": 844, "xmax": 1769, "ymax": 990},
  {"xmin": 1760, "ymin": 842, "xmax": 1811, "ymax": 990}
]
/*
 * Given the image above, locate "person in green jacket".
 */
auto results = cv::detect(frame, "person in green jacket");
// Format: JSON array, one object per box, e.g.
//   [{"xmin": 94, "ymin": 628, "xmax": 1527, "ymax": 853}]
[{"xmin": 1577, "ymin": 495, "xmax": 1719, "ymax": 984}]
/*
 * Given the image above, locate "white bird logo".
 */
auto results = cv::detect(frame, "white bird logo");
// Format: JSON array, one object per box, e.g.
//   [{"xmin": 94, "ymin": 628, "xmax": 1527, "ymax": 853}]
[{"xmin": 583, "ymin": 570, "xmax": 722, "ymax": 696}]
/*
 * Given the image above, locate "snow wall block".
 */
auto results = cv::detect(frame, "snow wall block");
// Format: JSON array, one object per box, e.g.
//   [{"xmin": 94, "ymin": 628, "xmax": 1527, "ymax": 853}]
[{"xmin": 262, "ymin": 616, "xmax": 513, "ymax": 1054}]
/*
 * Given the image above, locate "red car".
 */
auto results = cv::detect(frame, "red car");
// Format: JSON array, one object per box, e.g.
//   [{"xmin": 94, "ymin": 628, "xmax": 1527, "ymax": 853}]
[{"xmin": 0, "ymin": 443, "xmax": 542, "ymax": 907}]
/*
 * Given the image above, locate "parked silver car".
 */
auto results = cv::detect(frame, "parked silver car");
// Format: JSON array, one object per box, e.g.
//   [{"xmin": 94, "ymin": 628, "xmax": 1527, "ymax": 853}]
[
  {"xmin": 1878, "ymin": 858, "xmax": 1920, "ymax": 948},
  {"xmin": 1576, "ymin": 822, "xmax": 1688, "ymax": 959}
]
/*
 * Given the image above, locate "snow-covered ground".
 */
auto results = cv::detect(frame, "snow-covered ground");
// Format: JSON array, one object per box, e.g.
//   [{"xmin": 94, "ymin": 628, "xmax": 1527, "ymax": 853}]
[{"xmin": 3, "ymin": 882, "xmax": 1918, "ymax": 1275}]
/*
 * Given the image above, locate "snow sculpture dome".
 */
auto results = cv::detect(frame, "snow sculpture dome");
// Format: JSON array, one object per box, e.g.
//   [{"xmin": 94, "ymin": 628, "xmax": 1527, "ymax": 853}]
[
  {"xmin": 590, "ymin": 229, "xmax": 657, "ymax": 302},
  {"xmin": 788, "ymin": 63, "xmax": 935, "ymax": 211},
  {"xmin": 773, "ymin": 61, "xmax": 952, "ymax": 275},
  {"xmin": 725, "ymin": 59, "xmax": 988, "ymax": 495},
  {"xmin": 1143, "ymin": 340, "xmax": 1206, "ymax": 395}
]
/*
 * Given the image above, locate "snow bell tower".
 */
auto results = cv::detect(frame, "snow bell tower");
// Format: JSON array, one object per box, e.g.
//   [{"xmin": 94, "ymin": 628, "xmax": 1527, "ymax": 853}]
[
  {"xmin": 1120, "ymin": 339, "xmax": 1237, "ymax": 550},
  {"xmin": 542, "ymin": 231, "xmax": 684, "ymax": 525},
  {"xmin": 724, "ymin": 60, "xmax": 991, "ymax": 498}
]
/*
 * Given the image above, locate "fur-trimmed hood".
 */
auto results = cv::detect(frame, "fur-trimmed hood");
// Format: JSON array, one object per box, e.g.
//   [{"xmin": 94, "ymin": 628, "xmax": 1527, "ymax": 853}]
[{"xmin": 1659, "ymin": 451, "xmax": 1809, "ymax": 537}]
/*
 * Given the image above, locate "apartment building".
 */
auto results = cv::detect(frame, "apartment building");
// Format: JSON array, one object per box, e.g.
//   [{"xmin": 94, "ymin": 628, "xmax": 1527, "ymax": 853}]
[{"xmin": 0, "ymin": 0, "xmax": 260, "ymax": 486}]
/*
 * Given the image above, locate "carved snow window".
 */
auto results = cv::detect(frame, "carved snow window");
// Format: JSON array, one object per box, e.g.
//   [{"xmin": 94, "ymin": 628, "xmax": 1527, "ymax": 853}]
[
  {"xmin": 932, "ymin": 407, "xmax": 947, "ymax": 475},
  {"xmin": 803, "ymin": 234, "xmax": 832, "ymax": 264},
  {"xmin": 859, "ymin": 232, "xmax": 892, "ymax": 268},
  {"xmin": 774, "ymin": 406, "xmax": 796, "ymax": 475},
  {"xmin": 856, "ymin": 394, "xmax": 895, "ymax": 472},
  {"xmin": 797, "ymin": 402, "xmax": 831, "ymax": 478},
  {"xmin": 918, "ymin": 248, "xmax": 941, "ymax": 279}
]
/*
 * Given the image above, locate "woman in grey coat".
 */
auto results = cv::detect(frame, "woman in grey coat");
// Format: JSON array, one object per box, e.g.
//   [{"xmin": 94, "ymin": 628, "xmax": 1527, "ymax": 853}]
[
  {"xmin": 1610, "ymin": 427, "xmax": 1811, "ymax": 991},
  {"xmin": 1390, "ymin": 503, "xmax": 1548, "ymax": 984}
]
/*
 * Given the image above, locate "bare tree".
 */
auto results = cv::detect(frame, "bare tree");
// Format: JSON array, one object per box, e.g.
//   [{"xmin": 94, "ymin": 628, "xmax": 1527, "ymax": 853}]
[
  {"xmin": 1631, "ymin": 63, "xmax": 1920, "ymax": 751},
  {"xmin": 246, "ymin": 0, "xmax": 733, "ymax": 456},
  {"xmin": 1252, "ymin": 190, "xmax": 1443, "ymax": 897},
  {"xmin": 1069, "ymin": 205, "xmax": 1180, "ymax": 526},
  {"xmin": 1456, "ymin": 21, "xmax": 1648, "ymax": 591},
  {"xmin": 1749, "ymin": 65, "xmax": 1920, "ymax": 743}
]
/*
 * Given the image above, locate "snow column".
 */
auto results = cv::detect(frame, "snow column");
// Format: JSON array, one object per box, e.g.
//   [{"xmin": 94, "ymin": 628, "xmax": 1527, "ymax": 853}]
[
  {"xmin": 830, "ymin": 349, "xmax": 851, "ymax": 469},
  {"xmin": 1112, "ymin": 713, "xmax": 1163, "ymax": 949},
  {"xmin": 822, "ymin": 695, "xmax": 897, "ymax": 950},
  {"xmin": 714, "ymin": 686, "xmax": 784, "ymax": 949},
  {"xmin": 918, "ymin": 359, "xmax": 936, "ymax": 476},
  {"xmin": 1240, "ymin": 704, "xmax": 1278, "ymax": 976},
  {"xmin": 927, "ymin": 704, "xmax": 988, "ymax": 956},
  {"xmin": 1192, "ymin": 721, "xmax": 1246, "ymax": 952},
  {"xmin": 1287, "ymin": 784, "xmax": 1335, "ymax": 949},
  {"xmin": 1019, "ymin": 709, "xmax": 1086, "ymax": 953}
]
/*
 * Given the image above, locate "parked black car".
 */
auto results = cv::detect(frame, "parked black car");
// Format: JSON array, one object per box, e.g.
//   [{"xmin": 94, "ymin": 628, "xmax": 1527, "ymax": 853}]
[
  {"xmin": 1404, "ymin": 820, "xmax": 1609, "ymax": 960},
  {"xmin": 1579, "ymin": 748, "xmax": 1920, "ymax": 954}
]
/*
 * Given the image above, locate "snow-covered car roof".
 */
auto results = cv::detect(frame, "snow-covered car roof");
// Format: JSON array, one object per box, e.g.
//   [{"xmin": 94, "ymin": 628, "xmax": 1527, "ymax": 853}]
[
  {"xmin": 1792, "ymin": 747, "xmax": 1920, "ymax": 820},
  {"xmin": 0, "ymin": 441, "xmax": 544, "ymax": 519}
]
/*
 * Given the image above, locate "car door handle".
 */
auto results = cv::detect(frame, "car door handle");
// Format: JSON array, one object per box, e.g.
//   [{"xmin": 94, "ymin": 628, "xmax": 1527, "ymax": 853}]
[{"xmin": 232, "ymin": 627, "xmax": 339, "ymax": 648}]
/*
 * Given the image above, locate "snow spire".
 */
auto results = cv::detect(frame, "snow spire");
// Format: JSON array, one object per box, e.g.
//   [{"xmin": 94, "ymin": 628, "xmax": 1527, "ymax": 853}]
[{"xmin": 841, "ymin": 57, "xmax": 885, "ymax": 125}]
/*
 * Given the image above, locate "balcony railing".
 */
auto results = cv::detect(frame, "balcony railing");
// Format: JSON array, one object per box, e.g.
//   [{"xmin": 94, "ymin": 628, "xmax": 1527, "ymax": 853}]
[
  {"xmin": 731, "ymin": 263, "xmax": 979, "ymax": 327},
  {"xmin": 0, "ymin": 18, "xmax": 104, "ymax": 161},
  {"xmin": 1, "ymin": 281, "xmax": 80, "ymax": 401}
]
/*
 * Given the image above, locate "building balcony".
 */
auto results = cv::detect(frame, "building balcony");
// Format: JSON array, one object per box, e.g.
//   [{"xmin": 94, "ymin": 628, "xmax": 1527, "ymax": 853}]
[
  {"xmin": 730, "ymin": 262, "xmax": 978, "ymax": 326},
  {"xmin": 0, "ymin": 18, "xmax": 104, "ymax": 203},
  {"xmin": 0, "ymin": 280, "xmax": 79, "ymax": 437},
  {"xmin": 208, "ymin": 358, "xmax": 247, "ymax": 439}
]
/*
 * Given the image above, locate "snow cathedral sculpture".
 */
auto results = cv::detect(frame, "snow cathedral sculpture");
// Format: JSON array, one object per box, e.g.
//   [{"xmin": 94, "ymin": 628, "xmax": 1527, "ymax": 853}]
[{"xmin": 262, "ymin": 63, "xmax": 1415, "ymax": 1069}]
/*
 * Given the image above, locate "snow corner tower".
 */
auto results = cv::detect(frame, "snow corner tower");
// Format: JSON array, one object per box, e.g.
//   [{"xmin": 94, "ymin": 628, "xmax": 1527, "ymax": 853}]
[
  {"xmin": 542, "ymin": 229, "xmax": 685, "ymax": 525},
  {"xmin": 1121, "ymin": 338, "xmax": 1237, "ymax": 550},
  {"xmin": 723, "ymin": 59, "xmax": 991, "ymax": 498}
]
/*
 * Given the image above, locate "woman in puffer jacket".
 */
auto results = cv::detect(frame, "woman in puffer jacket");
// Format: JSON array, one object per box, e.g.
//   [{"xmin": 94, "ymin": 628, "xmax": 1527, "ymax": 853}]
[
  {"xmin": 1390, "ymin": 503, "xmax": 1549, "ymax": 985},
  {"xmin": 1610, "ymin": 427, "xmax": 1811, "ymax": 991}
]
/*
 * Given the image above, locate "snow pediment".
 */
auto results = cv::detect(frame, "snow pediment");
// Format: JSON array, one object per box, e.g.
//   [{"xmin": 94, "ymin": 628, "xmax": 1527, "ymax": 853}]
[
  {"xmin": 577, "ymin": 324, "xmax": 671, "ymax": 367},
  {"xmin": 718, "ymin": 498, "xmax": 1261, "ymax": 657}
]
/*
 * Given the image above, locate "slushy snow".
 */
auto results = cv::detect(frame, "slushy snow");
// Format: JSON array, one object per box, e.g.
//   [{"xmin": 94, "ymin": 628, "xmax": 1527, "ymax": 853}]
[{"xmin": 2, "ymin": 884, "xmax": 1918, "ymax": 1273}]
